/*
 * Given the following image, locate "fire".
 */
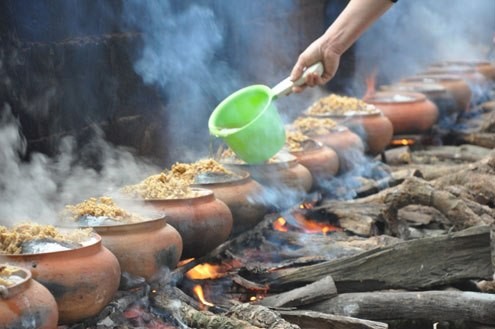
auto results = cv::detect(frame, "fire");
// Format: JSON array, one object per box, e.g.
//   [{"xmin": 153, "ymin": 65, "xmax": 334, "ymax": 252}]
[
  {"xmin": 363, "ymin": 69, "xmax": 377, "ymax": 100},
  {"xmin": 186, "ymin": 263, "xmax": 225, "ymax": 280},
  {"xmin": 193, "ymin": 285, "xmax": 214, "ymax": 307},
  {"xmin": 391, "ymin": 138, "xmax": 415, "ymax": 146},
  {"xmin": 273, "ymin": 217, "xmax": 288, "ymax": 232}
]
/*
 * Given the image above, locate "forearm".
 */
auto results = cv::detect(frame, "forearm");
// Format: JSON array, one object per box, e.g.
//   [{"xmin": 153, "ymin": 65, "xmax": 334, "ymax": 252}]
[{"xmin": 321, "ymin": 0, "xmax": 394, "ymax": 55}]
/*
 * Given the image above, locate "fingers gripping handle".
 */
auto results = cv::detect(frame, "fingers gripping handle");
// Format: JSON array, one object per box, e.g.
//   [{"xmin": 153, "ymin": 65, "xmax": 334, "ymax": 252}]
[{"xmin": 271, "ymin": 62, "xmax": 324, "ymax": 98}]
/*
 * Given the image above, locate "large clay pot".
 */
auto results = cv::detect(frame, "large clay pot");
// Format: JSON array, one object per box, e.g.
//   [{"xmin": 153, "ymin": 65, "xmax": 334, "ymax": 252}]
[
  {"xmin": 90, "ymin": 217, "xmax": 183, "ymax": 280},
  {"xmin": 0, "ymin": 265, "xmax": 58, "ymax": 329},
  {"xmin": 402, "ymin": 75, "xmax": 471, "ymax": 113},
  {"xmin": 290, "ymin": 140, "xmax": 339, "ymax": 187},
  {"xmin": 307, "ymin": 111, "xmax": 393, "ymax": 155},
  {"xmin": 380, "ymin": 82, "xmax": 458, "ymax": 128},
  {"xmin": 307, "ymin": 125, "xmax": 364, "ymax": 173},
  {"xmin": 364, "ymin": 91, "xmax": 439, "ymax": 135},
  {"xmin": 192, "ymin": 169, "xmax": 268, "ymax": 236},
  {"xmin": 1, "ymin": 233, "xmax": 121, "ymax": 324},
  {"xmin": 143, "ymin": 188, "xmax": 233, "ymax": 259},
  {"xmin": 223, "ymin": 153, "xmax": 313, "ymax": 194}
]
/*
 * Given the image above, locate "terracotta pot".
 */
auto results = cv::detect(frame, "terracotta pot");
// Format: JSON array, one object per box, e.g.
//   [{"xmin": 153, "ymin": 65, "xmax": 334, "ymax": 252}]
[
  {"xmin": 223, "ymin": 153, "xmax": 313, "ymax": 194},
  {"xmin": 143, "ymin": 188, "xmax": 233, "ymax": 259},
  {"xmin": 191, "ymin": 169, "xmax": 268, "ymax": 236},
  {"xmin": 429, "ymin": 60, "xmax": 495, "ymax": 81},
  {"xmin": 380, "ymin": 82, "xmax": 458, "ymax": 127},
  {"xmin": 289, "ymin": 141, "xmax": 339, "ymax": 189},
  {"xmin": 306, "ymin": 111, "xmax": 393, "ymax": 155},
  {"xmin": 89, "ymin": 216, "xmax": 183, "ymax": 280},
  {"xmin": 2, "ymin": 233, "xmax": 121, "ymax": 324},
  {"xmin": 364, "ymin": 91, "xmax": 438, "ymax": 135},
  {"xmin": 307, "ymin": 125, "xmax": 364, "ymax": 173},
  {"xmin": 402, "ymin": 75, "xmax": 472, "ymax": 114},
  {"xmin": 0, "ymin": 265, "xmax": 58, "ymax": 329}
]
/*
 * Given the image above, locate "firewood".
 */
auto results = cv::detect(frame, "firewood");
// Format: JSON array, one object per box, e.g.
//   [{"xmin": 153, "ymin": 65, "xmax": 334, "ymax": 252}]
[
  {"xmin": 258, "ymin": 275, "xmax": 337, "ymax": 308},
  {"xmin": 227, "ymin": 303, "xmax": 300, "ymax": 329},
  {"xmin": 390, "ymin": 164, "xmax": 467, "ymax": 181},
  {"xmin": 382, "ymin": 146, "xmax": 411, "ymax": 165},
  {"xmin": 256, "ymin": 226, "xmax": 492, "ymax": 292},
  {"xmin": 457, "ymin": 132, "xmax": 495, "ymax": 148},
  {"xmin": 410, "ymin": 145, "xmax": 491, "ymax": 164},
  {"xmin": 307, "ymin": 290, "xmax": 495, "ymax": 325},
  {"xmin": 151, "ymin": 288, "xmax": 263, "ymax": 329},
  {"xmin": 278, "ymin": 310, "xmax": 388, "ymax": 329}
]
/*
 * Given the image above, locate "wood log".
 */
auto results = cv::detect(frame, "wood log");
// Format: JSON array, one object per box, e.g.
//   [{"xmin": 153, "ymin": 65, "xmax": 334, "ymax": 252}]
[
  {"xmin": 457, "ymin": 132, "xmax": 495, "ymax": 148},
  {"xmin": 226, "ymin": 303, "xmax": 300, "ymax": 329},
  {"xmin": 410, "ymin": 145, "xmax": 491, "ymax": 164},
  {"xmin": 381, "ymin": 146, "xmax": 411, "ymax": 165},
  {"xmin": 389, "ymin": 164, "xmax": 468, "ymax": 181},
  {"xmin": 278, "ymin": 310, "xmax": 388, "ymax": 329},
  {"xmin": 259, "ymin": 275, "xmax": 337, "ymax": 308},
  {"xmin": 257, "ymin": 226, "xmax": 492, "ymax": 292},
  {"xmin": 308, "ymin": 291, "xmax": 495, "ymax": 325}
]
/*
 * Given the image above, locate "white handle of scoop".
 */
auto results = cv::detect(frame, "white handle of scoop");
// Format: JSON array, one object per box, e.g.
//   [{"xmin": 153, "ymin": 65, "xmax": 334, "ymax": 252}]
[{"xmin": 271, "ymin": 62, "xmax": 324, "ymax": 98}]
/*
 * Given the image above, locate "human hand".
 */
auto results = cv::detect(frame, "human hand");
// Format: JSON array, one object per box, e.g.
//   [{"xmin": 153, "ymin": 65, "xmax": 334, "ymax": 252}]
[{"xmin": 290, "ymin": 36, "xmax": 342, "ymax": 93}]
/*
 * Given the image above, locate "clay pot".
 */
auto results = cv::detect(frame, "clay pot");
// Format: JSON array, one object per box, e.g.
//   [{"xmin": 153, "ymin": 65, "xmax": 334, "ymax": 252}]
[
  {"xmin": 307, "ymin": 125, "xmax": 364, "ymax": 172},
  {"xmin": 306, "ymin": 111, "xmax": 393, "ymax": 155},
  {"xmin": 290, "ymin": 140, "xmax": 339, "ymax": 186},
  {"xmin": 380, "ymin": 82, "xmax": 458, "ymax": 127},
  {"xmin": 223, "ymin": 153, "xmax": 313, "ymax": 193},
  {"xmin": 429, "ymin": 60, "xmax": 495, "ymax": 81},
  {"xmin": 89, "ymin": 216, "xmax": 183, "ymax": 280},
  {"xmin": 191, "ymin": 169, "xmax": 268, "ymax": 236},
  {"xmin": 0, "ymin": 265, "xmax": 58, "ymax": 329},
  {"xmin": 143, "ymin": 188, "xmax": 233, "ymax": 259},
  {"xmin": 3, "ymin": 233, "xmax": 121, "ymax": 324},
  {"xmin": 364, "ymin": 91, "xmax": 439, "ymax": 135},
  {"xmin": 401, "ymin": 75, "xmax": 471, "ymax": 114}
]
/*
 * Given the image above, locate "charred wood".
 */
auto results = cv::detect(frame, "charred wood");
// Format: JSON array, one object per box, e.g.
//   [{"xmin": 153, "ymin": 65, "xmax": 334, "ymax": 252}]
[
  {"xmin": 307, "ymin": 290, "xmax": 495, "ymax": 325},
  {"xmin": 256, "ymin": 226, "xmax": 492, "ymax": 292},
  {"xmin": 226, "ymin": 303, "xmax": 300, "ymax": 329},
  {"xmin": 258, "ymin": 275, "xmax": 337, "ymax": 308}
]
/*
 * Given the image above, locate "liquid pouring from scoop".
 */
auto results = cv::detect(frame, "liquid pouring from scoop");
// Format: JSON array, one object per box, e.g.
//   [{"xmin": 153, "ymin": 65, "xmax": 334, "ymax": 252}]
[{"xmin": 208, "ymin": 62, "xmax": 324, "ymax": 164}]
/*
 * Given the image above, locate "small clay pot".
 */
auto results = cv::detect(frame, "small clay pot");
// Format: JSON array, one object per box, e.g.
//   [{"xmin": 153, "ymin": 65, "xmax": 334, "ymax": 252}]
[
  {"xmin": 380, "ymin": 82, "xmax": 458, "ymax": 127},
  {"xmin": 223, "ymin": 153, "xmax": 313, "ymax": 193},
  {"xmin": 90, "ymin": 216, "xmax": 183, "ymax": 280},
  {"xmin": 364, "ymin": 91, "xmax": 439, "ymax": 135},
  {"xmin": 143, "ymin": 188, "xmax": 233, "ymax": 259},
  {"xmin": 307, "ymin": 125, "xmax": 365, "ymax": 172},
  {"xmin": 0, "ymin": 265, "xmax": 58, "ymax": 329},
  {"xmin": 290, "ymin": 140, "xmax": 339, "ymax": 186},
  {"xmin": 3, "ymin": 233, "xmax": 121, "ymax": 324},
  {"xmin": 307, "ymin": 111, "xmax": 393, "ymax": 155},
  {"xmin": 191, "ymin": 169, "xmax": 268, "ymax": 236},
  {"xmin": 402, "ymin": 75, "xmax": 472, "ymax": 113}
]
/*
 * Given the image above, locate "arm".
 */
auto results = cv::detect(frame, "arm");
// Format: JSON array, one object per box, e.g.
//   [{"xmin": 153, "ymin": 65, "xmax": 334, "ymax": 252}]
[{"xmin": 291, "ymin": 0, "xmax": 395, "ymax": 92}]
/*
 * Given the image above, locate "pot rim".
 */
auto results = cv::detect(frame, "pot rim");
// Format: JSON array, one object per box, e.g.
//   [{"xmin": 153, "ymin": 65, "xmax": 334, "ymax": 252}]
[
  {"xmin": 290, "ymin": 140, "xmax": 333, "ymax": 155},
  {"xmin": 66, "ymin": 213, "xmax": 168, "ymax": 230},
  {"xmin": 220, "ymin": 152, "xmax": 298, "ymax": 169},
  {"xmin": 364, "ymin": 91, "xmax": 427, "ymax": 104},
  {"xmin": 140, "ymin": 187, "xmax": 216, "ymax": 202},
  {"xmin": 380, "ymin": 82, "xmax": 446, "ymax": 94},
  {"xmin": 305, "ymin": 107, "xmax": 384, "ymax": 118},
  {"xmin": 403, "ymin": 74, "xmax": 466, "ymax": 83},
  {"xmin": 190, "ymin": 167, "xmax": 252, "ymax": 187},
  {"xmin": 0, "ymin": 264, "xmax": 31, "ymax": 299},
  {"xmin": 2, "ymin": 231, "xmax": 102, "ymax": 257}
]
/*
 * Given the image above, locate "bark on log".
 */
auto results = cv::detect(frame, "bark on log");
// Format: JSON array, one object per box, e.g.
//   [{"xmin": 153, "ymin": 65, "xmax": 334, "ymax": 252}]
[
  {"xmin": 390, "ymin": 164, "xmax": 467, "ymax": 181},
  {"xmin": 410, "ymin": 145, "xmax": 491, "ymax": 164},
  {"xmin": 457, "ymin": 133, "xmax": 495, "ymax": 148},
  {"xmin": 278, "ymin": 310, "xmax": 388, "ymax": 329},
  {"xmin": 259, "ymin": 275, "xmax": 337, "ymax": 308},
  {"xmin": 308, "ymin": 291, "xmax": 495, "ymax": 325},
  {"xmin": 257, "ymin": 226, "xmax": 492, "ymax": 292}
]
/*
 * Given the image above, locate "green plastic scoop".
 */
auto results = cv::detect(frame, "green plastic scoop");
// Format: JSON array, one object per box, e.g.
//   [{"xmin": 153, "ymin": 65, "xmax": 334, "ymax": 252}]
[{"xmin": 208, "ymin": 62, "xmax": 324, "ymax": 164}]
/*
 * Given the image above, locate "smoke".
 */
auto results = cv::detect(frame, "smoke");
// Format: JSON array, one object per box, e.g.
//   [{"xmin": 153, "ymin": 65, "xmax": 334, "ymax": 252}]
[
  {"xmin": 0, "ymin": 106, "xmax": 160, "ymax": 225},
  {"xmin": 354, "ymin": 0, "xmax": 495, "ymax": 88}
]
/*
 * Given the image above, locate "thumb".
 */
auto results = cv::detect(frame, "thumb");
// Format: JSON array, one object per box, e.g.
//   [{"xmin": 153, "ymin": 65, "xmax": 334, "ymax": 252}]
[{"xmin": 290, "ymin": 59, "xmax": 306, "ymax": 82}]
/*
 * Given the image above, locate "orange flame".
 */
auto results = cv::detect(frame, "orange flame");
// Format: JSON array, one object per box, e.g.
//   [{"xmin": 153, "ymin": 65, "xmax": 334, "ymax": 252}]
[
  {"xmin": 363, "ymin": 69, "xmax": 377, "ymax": 100},
  {"xmin": 391, "ymin": 138, "xmax": 415, "ymax": 146},
  {"xmin": 193, "ymin": 285, "xmax": 214, "ymax": 307},
  {"xmin": 273, "ymin": 217, "xmax": 288, "ymax": 232},
  {"xmin": 186, "ymin": 263, "xmax": 225, "ymax": 280},
  {"xmin": 293, "ymin": 212, "xmax": 342, "ymax": 235}
]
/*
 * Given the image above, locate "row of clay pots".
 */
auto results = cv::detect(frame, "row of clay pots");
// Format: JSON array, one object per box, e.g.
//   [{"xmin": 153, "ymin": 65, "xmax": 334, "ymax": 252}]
[{"xmin": 0, "ymin": 265, "xmax": 59, "ymax": 329}]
